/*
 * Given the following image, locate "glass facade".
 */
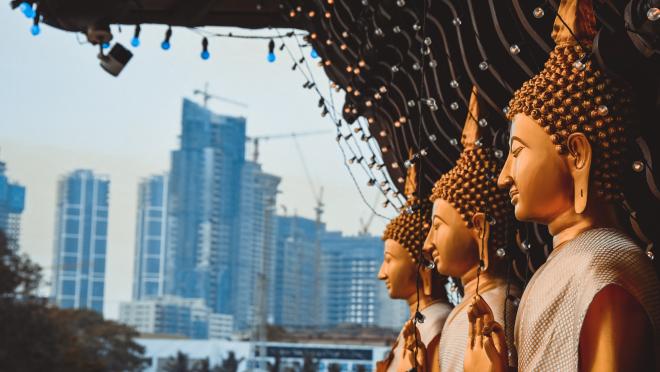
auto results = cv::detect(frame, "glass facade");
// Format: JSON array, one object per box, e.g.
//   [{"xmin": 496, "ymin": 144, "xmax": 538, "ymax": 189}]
[
  {"xmin": 270, "ymin": 215, "xmax": 323, "ymax": 327},
  {"xmin": 164, "ymin": 99, "xmax": 246, "ymax": 315},
  {"xmin": 133, "ymin": 174, "xmax": 169, "ymax": 300},
  {"xmin": 0, "ymin": 161, "xmax": 25, "ymax": 252},
  {"xmin": 232, "ymin": 161, "xmax": 280, "ymax": 330},
  {"xmin": 320, "ymin": 232, "xmax": 408, "ymax": 329},
  {"xmin": 52, "ymin": 170, "xmax": 109, "ymax": 313}
]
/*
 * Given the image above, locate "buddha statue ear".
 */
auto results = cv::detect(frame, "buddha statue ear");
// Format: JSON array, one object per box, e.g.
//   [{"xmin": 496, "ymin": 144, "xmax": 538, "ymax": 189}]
[
  {"xmin": 471, "ymin": 212, "xmax": 491, "ymax": 271},
  {"xmin": 566, "ymin": 133, "xmax": 592, "ymax": 214},
  {"xmin": 419, "ymin": 265, "xmax": 433, "ymax": 296}
]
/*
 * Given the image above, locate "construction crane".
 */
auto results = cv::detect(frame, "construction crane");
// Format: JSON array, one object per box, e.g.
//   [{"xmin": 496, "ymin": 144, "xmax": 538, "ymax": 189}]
[
  {"xmin": 247, "ymin": 130, "xmax": 329, "ymax": 162},
  {"xmin": 358, "ymin": 193, "xmax": 380, "ymax": 236},
  {"xmin": 193, "ymin": 82, "xmax": 249, "ymax": 109}
]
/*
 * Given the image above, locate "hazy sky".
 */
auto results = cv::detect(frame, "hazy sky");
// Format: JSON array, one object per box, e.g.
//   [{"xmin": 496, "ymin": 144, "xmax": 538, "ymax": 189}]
[{"xmin": 0, "ymin": 7, "xmax": 392, "ymax": 318}]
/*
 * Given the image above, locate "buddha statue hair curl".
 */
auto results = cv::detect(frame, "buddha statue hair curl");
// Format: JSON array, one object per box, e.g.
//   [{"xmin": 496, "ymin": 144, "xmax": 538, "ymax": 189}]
[{"xmin": 507, "ymin": 43, "xmax": 636, "ymax": 201}]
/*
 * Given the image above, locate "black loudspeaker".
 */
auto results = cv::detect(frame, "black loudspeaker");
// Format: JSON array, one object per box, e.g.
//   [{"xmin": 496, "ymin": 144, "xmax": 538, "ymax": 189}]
[{"xmin": 99, "ymin": 43, "xmax": 133, "ymax": 77}]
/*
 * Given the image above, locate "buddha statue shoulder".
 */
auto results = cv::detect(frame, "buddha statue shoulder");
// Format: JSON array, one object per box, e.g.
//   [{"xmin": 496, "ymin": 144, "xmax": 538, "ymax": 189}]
[
  {"xmin": 377, "ymin": 163, "xmax": 452, "ymax": 372},
  {"xmin": 422, "ymin": 90, "xmax": 522, "ymax": 372},
  {"xmin": 473, "ymin": 0, "xmax": 660, "ymax": 370}
]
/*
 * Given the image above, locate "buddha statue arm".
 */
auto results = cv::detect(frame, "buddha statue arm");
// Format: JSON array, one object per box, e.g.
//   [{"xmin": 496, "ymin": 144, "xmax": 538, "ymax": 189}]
[
  {"xmin": 397, "ymin": 320, "xmax": 427, "ymax": 372},
  {"xmin": 579, "ymin": 284, "xmax": 654, "ymax": 371},
  {"xmin": 464, "ymin": 295, "xmax": 510, "ymax": 372}
]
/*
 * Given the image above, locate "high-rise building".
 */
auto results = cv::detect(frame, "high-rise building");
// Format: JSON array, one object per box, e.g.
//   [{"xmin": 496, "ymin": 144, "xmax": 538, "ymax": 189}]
[
  {"xmin": 119, "ymin": 296, "xmax": 234, "ymax": 340},
  {"xmin": 320, "ymin": 232, "xmax": 407, "ymax": 329},
  {"xmin": 132, "ymin": 174, "xmax": 169, "ymax": 300},
  {"xmin": 164, "ymin": 99, "xmax": 246, "ymax": 315},
  {"xmin": 270, "ymin": 215, "xmax": 323, "ymax": 327},
  {"xmin": 232, "ymin": 161, "xmax": 280, "ymax": 331},
  {"xmin": 51, "ymin": 170, "xmax": 109, "ymax": 313},
  {"xmin": 0, "ymin": 160, "xmax": 26, "ymax": 252}
]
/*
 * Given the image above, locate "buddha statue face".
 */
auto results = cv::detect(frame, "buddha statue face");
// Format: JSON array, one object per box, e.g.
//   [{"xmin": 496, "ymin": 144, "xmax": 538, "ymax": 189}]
[
  {"xmin": 421, "ymin": 147, "xmax": 511, "ymax": 279},
  {"xmin": 378, "ymin": 239, "xmax": 418, "ymax": 299},
  {"xmin": 497, "ymin": 44, "xmax": 632, "ymax": 223},
  {"xmin": 498, "ymin": 114, "xmax": 576, "ymax": 223},
  {"xmin": 423, "ymin": 199, "xmax": 481, "ymax": 278}
]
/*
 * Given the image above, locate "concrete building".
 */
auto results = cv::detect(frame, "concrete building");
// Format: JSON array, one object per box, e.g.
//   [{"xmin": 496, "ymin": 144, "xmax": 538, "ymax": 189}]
[{"xmin": 119, "ymin": 296, "xmax": 234, "ymax": 340}]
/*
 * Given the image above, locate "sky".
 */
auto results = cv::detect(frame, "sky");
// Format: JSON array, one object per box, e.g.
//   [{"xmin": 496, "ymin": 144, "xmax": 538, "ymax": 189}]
[{"xmin": 0, "ymin": 7, "xmax": 393, "ymax": 319}]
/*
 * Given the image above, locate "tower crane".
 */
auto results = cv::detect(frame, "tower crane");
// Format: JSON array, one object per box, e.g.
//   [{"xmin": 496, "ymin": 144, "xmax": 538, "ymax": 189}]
[{"xmin": 247, "ymin": 130, "xmax": 329, "ymax": 162}]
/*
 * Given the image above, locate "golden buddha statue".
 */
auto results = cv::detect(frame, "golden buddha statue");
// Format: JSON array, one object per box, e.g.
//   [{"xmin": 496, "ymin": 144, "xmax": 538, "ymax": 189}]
[
  {"xmin": 377, "ymin": 163, "xmax": 452, "ymax": 372},
  {"xmin": 422, "ymin": 91, "xmax": 521, "ymax": 372},
  {"xmin": 465, "ymin": 0, "xmax": 660, "ymax": 370}
]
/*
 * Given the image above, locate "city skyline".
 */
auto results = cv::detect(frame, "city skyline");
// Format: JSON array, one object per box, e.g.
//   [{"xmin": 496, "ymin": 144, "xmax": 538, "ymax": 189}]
[{"xmin": 0, "ymin": 7, "xmax": 393, "ymax": 319}]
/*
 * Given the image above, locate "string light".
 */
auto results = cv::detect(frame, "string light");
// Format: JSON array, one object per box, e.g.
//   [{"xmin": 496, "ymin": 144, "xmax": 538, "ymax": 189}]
[
  {"xmin": 310, "ymin": 48, "xmax": 319, "ymax": 58},
  {"xmin": 161, "ymin": 26, "xmax": 172, "ymax": 50},
  {"xmin": 131, "ymin": 25, "xmax": 141, "ymax": 47},
  {"xmin": 200, "ymin": 37, "xmax": 210, "ymax": 60},
  {"xmin": 19, "ymin": 2, "xmax": 35, "ymax": 18},
  {"xmin": 30, "ymin": 14, "xmax": 40, "ymax": 36},
  {"xmin": 267, "ymin": 39, "xmax": 276, "ymax": 62}
]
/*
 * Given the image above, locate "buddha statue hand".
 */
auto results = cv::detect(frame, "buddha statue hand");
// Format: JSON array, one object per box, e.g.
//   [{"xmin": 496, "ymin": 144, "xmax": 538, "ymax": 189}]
[
  {"xmin": 397, "ymin": 319, "xmax": 427, "ymax": 372},
  {"xmin": 464, "ymin": 295, "xmax": 509, "ymax": 372}
]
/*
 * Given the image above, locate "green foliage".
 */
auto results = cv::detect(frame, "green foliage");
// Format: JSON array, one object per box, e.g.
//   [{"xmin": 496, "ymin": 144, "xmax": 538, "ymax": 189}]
[{"xmin": 0, "ymin": 230, "xmax": 147, "ymax": 371}]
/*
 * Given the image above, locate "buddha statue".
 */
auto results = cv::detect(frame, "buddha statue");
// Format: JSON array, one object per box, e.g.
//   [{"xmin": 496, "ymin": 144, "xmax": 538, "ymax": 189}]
[
  {"xmin": 422, "ymin": 91, "xmax": 521, "ymax": 372},
  {"xmin": 377, "ymin": 163, "xmax": 452, "ymax": 372},
  {"xmin": 465, "ymin": 0, "xmax": 660, "ymax": 370}
]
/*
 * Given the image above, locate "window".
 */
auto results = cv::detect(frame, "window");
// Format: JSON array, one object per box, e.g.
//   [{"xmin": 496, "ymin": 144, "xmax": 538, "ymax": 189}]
[
  {"xmin": 96, "ymin": 221, "xmax": 108, "ymax": 236},
  {"xmin": 146, "ymin": 258, "xmax": 160, "ymax": 274},
  {"xmin": 92, "ymin": 281, "xmax": 104, "ymax": 297},
  {"xmin": 65, "ymin": 218, "xmax": 79, "ymax": 234},
  {"xmin": 62, "ymin": 280, "xmax": 76, "ymax": 295},
  {"xmin": 145, "ymin": 282, "xmax": 159, "ymax": 296},
  {"xmin": 63, "ymin": 256, "xmax": 78, "ymax": 272},
  {"xmin": 94, "ymin": 238, "xmax": 106, "ymax": 254},
  {"xmin": 64, "ymin": 237, "xmax": 78, "ymax": 253},
  {"xmin": 148, "ymin": 221, "xmax": 161, "ymax": 236},
  {"xmin": 94, "ymin": 258, "xmax": 106, "ymax": 274},
  {"xmin": 147, "ymin": 239, "xmax": 161, "ymax": 255}
]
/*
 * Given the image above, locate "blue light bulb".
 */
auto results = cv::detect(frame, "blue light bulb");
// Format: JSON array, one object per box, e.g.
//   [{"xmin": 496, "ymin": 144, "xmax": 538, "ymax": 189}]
[
  {"xmin": 201, "ymin": 50, "xmax": 210, "ymax": 60},
  {"xmin": 161, "ymin": 40, "xmax": 171, "ymax": 50},
  {"xmin": 30, "ymin": 24, "xmax": 40, "ymax": 36},
  {"xmin": 267, "ymin": 52, "xmax": 276, "ymax": 63},
  {"xmin": 19, "ymin": 2, "xmax": 35, "ymax": 18},
  {"xmin": 131, "ymin": 37, "xmax": 140, "ymax": 47},
  {"xmin": 310, "ymin": 48, "xmax": 319, "ymax": 59},
  {"xmin": 102, "ymin": 42, "xmax": 110, "ymax": 49}
]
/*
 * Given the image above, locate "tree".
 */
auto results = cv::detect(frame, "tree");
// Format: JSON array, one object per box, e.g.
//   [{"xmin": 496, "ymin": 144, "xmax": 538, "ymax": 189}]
[
  {"xmin": 219, "ymin": 351, "xmax": 244, "ymax": 372},
  {"xmin": 0, "ymin": 230, "xmax": 147, "ymax": 371},
  {"xmin": 164, "ymin": 351, "xmax": 192, "ymax": 372}
]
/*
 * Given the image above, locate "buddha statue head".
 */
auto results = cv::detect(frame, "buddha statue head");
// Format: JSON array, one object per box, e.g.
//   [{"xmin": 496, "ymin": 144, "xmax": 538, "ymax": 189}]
[
  {"xmin": 497, "ymin": 0, "xmax": 635, "ymax": 228},
  {"xmin": 423, "ymin": 91, "xmax": 514, "ymax": 281},
  {"xmin": 379, "ymin": 163, "xmax": 446, "ymax": 302}
]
